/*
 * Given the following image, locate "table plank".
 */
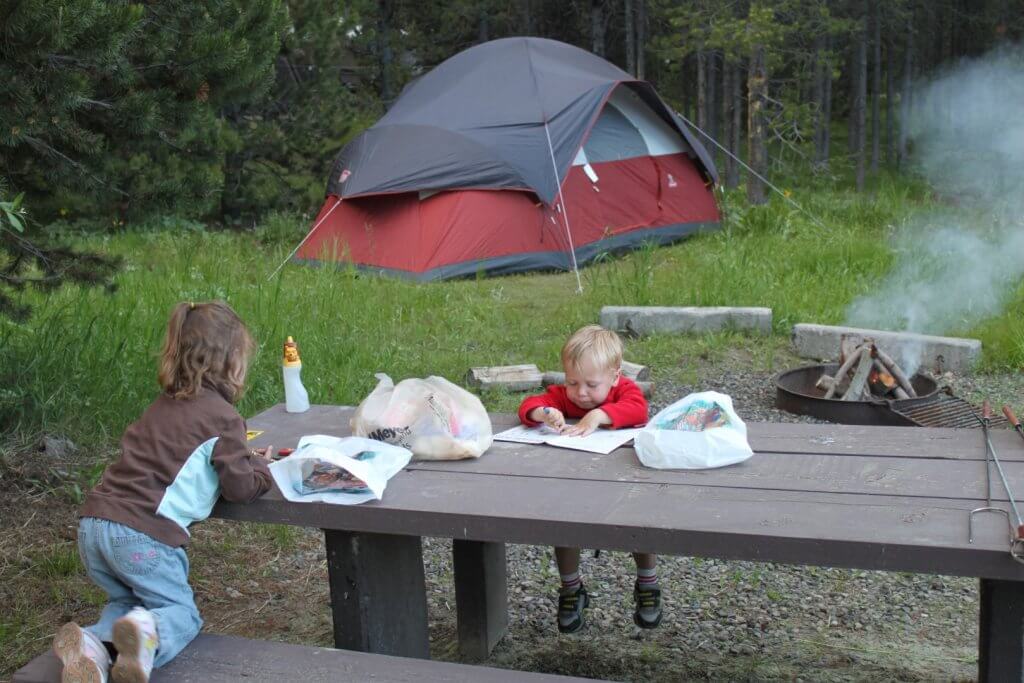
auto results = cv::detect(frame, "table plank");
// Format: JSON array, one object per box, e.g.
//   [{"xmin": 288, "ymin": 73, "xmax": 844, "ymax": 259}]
[
  {"xmin": 406, "ymin": 440, "xmax": 1024, "ymax": 504},
  {"xmin": 745, "ymin": 421, "xmax": 1024, "ymax": 461},
  {"xmin": 245, "ymin": 404, "xmax": 1024, "ymax": 462},
  {"xmin": 214, "ymin": 469, "xmax": 1024, "ymax": 580}
]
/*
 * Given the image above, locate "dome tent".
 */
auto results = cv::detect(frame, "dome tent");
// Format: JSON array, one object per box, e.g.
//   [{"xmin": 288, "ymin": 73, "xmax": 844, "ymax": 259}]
[{"xmin": 297, "ymin": 37, "xmax": 720, "ymax": 280}]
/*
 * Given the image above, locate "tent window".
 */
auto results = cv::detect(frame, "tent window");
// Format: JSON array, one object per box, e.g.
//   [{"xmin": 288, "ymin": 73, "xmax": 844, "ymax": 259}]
[{"xmin": 582, "ymin": 102, "xmax": 648, "ymax": 163}]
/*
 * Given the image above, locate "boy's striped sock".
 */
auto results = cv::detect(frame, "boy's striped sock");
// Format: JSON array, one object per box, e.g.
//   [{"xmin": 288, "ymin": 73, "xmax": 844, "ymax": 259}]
[
  {"xmin": 637, "ymin": 566, "xmax": 658, "ymax": 586},
  {"xmin": 560, "ymin": 570, "xmax": 582, "ymax": 591}
]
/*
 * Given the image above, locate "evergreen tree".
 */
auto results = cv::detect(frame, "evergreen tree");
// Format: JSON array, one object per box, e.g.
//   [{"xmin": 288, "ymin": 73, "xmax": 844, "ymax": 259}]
[
  {"xmin": 221, "ymin": 0, "xmax": 380, "ymax": 219},
  {"xmin": 0, "ymin": 1, "xmax": 288, "ymax": 221},
  {"xmin": 0, "ymin": 186, "xmax": 119, "ymax": 321}
]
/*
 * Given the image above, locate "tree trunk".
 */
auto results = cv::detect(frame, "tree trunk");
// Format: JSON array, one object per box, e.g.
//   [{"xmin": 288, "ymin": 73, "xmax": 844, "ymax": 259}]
[
  {"xmin": 590, "ymin": 0, "xmax": 606, "ymax": 57},
  {"xmin": 722, "ymin": 60, "xmax": 731, "ymax": 182},
  {"xmin": 886, "ymin": 34, "xmax": 895, "ymax": 165},
  {"xmin": 848, "ymin": 46, "xmax": 857, "ymax": 156},
  {"xmin": 521, "ymin": 0, "xmax": 535, "ymax": 35},
  {"xmin": 624, "ymin": 0, "xmax": 636, "ymax": 76},
  {"xmin": 478, "ymin": 5, "xmax": 489, "ymax": 43},
  {"xmin": 855, "ymin": 9, "xmax": 868, "ymax": 191},
  {"xmin": 697, "ymin": 50, "xmax": 707, "ymax": 131},
  {"xmin": 812, "ymin": 34, "xmax": 826, "ymax": 165},
  {"xmin": 730, "ymin": 61, "xmax": 742, "ymax": 188},
  {"xmin": 635, "ymin": 0, "xmax": 645, "ymax": 79},
  {"xmin": 822, "ymin": 34, "xmax": 832, "ymax": 168},
  {"xmin": 898, "ymin": 9, "xmax": 914, "ymax": 167},
  {"xmin": 870, "ymin": 0, "xmax": 881, "ymax": 172},
  {"xmin": 747, "ymin": 45, "xmax": 768, "ymax": 205},
  {"xmin": 377, "ymin": 0, "xmax": 393, "ymax": 103},
  {"xmin": 708, "ymin": 50, "xmax": 719, "ymax": 166}
]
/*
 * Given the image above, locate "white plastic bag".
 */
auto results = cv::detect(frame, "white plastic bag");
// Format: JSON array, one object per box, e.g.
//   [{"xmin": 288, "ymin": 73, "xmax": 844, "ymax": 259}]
[
  {"xmin": 269, "ymin": 435, "xmax": 412, "ymax": 505},
  {"xmin": 351, "ymin": 373, "xmax": 493, "ymax": 460},
  {"xmin": 634, "ymin": 391, "xmax": 753, "ymax": 470}
]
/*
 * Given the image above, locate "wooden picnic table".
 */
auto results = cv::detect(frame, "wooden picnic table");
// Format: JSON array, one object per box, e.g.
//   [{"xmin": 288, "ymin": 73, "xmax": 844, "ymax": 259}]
[{"xmin": 213, "ymin": 404, "xmax": 1024, "ymax": 682}]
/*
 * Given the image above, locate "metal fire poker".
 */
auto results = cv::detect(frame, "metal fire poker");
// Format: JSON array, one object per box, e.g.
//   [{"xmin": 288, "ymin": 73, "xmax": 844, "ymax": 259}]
[{"xmin": 968, "ymin": 401, "xmax": 1024, "ymax": 564}]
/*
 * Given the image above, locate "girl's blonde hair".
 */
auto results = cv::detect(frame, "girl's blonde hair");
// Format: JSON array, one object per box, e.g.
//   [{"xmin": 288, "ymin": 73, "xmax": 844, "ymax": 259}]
[
  {"xmin": 561, "ymin": 324, "xmax": 623, "ymax": 372},
  {"xmin": 158, "ymin": 301, "xmax": 255, "ymax": 403}
]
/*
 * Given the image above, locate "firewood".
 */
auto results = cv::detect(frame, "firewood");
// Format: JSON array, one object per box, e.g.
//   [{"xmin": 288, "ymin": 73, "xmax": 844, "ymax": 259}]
[
  {"xmin": 466, "ymin": 364, "xmax": 543, "ymax": 391},
  {"xmin": 840, "ymin": 335, "xmax": 865, "ymax": 366},
  {"xmin": 825, "ymin": 346, "xmax": 866, "ymax": 399},
  {"xmin": 842, "ymin": 350, "xmax": 875, "ymax": 401},
  {"xmin": 874, "ymin": 348, "xmax": 918, "ymax": 397},
  {"xmin": 620, "ymin": 360, "xmax": 651, "ymax": 382},
  {"xmin": 816, "ymin": 374, "xmax": 836, "ymax": 393}
]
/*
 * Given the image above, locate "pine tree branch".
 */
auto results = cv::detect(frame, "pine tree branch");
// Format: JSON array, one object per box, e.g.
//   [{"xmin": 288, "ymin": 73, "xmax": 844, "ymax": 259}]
[{"xmin": 22, "ymin": 136, "xmax": 129, "ymax": 197}]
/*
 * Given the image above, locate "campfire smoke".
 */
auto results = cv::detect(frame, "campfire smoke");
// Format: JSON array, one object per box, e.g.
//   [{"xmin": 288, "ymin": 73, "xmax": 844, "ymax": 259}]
[{"xmin": 845, "ymin": 44, "xmax": 1024, "ymax": 376}]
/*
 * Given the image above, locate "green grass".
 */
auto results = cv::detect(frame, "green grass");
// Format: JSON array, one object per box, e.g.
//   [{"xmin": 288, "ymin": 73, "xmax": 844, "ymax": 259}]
[{"xmin": 1, "ymin": 174, "xmax": 1021, "ymax": 445}]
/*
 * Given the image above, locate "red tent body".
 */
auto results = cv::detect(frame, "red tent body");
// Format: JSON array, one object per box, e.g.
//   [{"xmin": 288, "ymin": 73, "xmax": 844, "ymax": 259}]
[{"xmin": 300, "ymin": 152, "xmax": 718, "ymax": 279}]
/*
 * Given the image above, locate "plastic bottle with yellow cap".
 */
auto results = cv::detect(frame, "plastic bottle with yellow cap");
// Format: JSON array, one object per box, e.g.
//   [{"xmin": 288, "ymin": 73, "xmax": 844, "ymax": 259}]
[{"xmin": 282, "ymin": 336, "xmax": 310, "ymax": 413}]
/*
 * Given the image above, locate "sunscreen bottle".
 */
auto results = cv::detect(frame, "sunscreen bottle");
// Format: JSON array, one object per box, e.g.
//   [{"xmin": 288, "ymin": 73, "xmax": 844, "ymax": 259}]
[{"xmin": 283, "ymin": 336, "xmax": 310, "ymax": 413}]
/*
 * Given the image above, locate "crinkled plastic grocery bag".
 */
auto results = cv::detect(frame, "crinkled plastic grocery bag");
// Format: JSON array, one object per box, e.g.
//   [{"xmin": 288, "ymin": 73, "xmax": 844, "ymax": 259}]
[
  {"xmin": 269, "ymin": 435, "xmax": 412, "ymax": 505},
  {"xmin": 351, "ymin": 373, "xmax": 493, "ymax": 460},
  {"xmin": 634, "ymin": 391, "xmax": 753, "ymax": 470}
]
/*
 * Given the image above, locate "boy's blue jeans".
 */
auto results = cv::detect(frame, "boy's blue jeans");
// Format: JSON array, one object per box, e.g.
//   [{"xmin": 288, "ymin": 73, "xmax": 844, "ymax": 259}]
[{"xmin": 77, "ymin": 517, "xmax": 202, "ymax": 667}]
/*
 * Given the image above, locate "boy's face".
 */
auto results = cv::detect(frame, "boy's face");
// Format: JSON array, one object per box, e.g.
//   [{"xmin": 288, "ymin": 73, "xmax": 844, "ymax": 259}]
[{"xmin": 563, "ymin": 356, "xmax": 620, "ymax": 410}]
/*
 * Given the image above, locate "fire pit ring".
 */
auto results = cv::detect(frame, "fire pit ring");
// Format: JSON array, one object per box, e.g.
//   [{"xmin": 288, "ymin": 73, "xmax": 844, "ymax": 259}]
[{"xmin": 775, "ymin": 363, "xmax": 943, "ymax": 427}]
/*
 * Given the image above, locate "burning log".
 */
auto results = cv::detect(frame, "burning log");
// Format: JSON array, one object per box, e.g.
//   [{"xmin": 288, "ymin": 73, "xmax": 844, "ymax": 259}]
[
  {"xmin": 819, "ymin": 340, "xmax": 917, "ymax": 401},
  {"xmin": 824, "ymin": 346, "xmax": 867, "ymax": 400},
  {"xmin": 842, "ymin": 349, "xmax": 875, "ymax": 401},
  {"xmin": 872, "ymin": 359, "xmax": 909, "ymax": 399},
  {"xmin": 874, "ymin": 348, "xmax": 917, "ymax": 398}
]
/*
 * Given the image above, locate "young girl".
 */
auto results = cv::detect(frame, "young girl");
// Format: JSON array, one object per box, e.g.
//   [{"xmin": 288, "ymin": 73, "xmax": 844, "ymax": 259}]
[{"xmin": 53, "ymin": 301, "xmax": 274, "ymax": 683}]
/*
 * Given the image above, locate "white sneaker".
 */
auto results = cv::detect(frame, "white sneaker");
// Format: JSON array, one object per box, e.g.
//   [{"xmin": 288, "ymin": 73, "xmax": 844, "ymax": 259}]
[
  {"xmin": 111, "ymin": 608, "xmax": 159, "ymax": 683},
  {"xmin": 52, "ymin": 622, "xmax": 110, "ymax": 683}
]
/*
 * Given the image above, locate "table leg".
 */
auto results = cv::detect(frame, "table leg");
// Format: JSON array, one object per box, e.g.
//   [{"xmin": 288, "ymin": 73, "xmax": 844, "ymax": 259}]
[
  {"xmin": 978, "ymin": 578, "xmax": 1024, "ymax": 682},
  {"xmin": 324, "ymin": 530, "xmax": 429, "ymax": 658},
  {"xmin": 453, "ymin": 540, "xmax": 508, "ymax": 660}
]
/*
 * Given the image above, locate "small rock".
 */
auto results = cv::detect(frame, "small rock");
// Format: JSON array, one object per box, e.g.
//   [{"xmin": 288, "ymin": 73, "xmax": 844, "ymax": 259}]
[{"xmin": 40, "ymin": 435, "xmax": 77, "ymax": 459}]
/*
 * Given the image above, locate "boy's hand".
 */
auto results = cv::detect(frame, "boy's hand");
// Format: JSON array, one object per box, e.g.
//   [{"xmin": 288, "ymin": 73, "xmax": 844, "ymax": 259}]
[
  {"xmin": 531, "ymin": 406, "xmax": 566, "ymax": 432},
  {"xmin": 562, "ymin": 409, "xmax": 610, "ymax": 437}
]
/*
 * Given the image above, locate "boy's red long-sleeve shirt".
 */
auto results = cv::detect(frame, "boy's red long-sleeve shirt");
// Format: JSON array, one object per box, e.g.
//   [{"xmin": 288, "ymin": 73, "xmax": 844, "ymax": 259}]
[{"xmin": 517, "ymin": 377, "xmax": 648, "ymax": 429}]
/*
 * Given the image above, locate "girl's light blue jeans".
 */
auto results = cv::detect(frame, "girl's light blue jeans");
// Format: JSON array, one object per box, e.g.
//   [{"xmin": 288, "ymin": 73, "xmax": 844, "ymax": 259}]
[{"xmin": 77, "ymin": 517, "xmax": 202, "ymax": 667}]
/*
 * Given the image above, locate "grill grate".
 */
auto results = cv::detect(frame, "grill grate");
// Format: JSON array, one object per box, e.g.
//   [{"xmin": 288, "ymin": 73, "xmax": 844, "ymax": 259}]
[{"xmin": 892, "ymin": 389, "xmax": 1007, "ymax": 429}]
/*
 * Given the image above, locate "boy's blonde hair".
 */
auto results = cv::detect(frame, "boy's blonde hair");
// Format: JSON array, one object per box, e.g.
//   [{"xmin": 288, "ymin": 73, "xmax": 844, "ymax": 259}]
[
  {"xmin": 158, "ymin": 301, "xmax": 255, "ymax": 403},
  {"xmin": 561, "ymin": 325, "xmax": 623, "ymax": 372}
]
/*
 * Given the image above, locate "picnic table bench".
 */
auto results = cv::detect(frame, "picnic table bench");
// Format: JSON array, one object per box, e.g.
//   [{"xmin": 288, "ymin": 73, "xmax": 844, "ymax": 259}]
[
  {"xmin": 209, "ymin": 404, "xmax": 1024, "ymax": 682},
  {"xmin": 14, "ymin": 634, "xmax": 600, "ymax": 682}
]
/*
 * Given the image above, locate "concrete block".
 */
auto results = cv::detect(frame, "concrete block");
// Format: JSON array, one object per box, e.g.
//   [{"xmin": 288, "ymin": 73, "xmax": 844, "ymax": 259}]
[
  {"xmin": 791, "ymin": 323, "xmax": 982, "ymax": 374},
  {"xmin": 600, "ymin": 306, "xmax": 772, "ymax": 336}
]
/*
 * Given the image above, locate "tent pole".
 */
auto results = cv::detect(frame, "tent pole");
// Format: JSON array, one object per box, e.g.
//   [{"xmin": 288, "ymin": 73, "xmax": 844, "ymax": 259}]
[
  {"xmin": 542, "ymin": 121, "xmax": 584, "ymax": 294},
  {"xmin": 268, "ymin": 195, "xmax": 343, "ymax": 281}
]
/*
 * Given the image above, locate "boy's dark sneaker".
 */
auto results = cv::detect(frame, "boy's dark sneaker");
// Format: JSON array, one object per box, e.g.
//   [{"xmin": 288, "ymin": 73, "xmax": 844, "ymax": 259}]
[
  {"xmin": 557, "ymin": 584, "xmax": 590, "ymax": 633},
  {"xmin": 633, "ymin": 581, "xmax": 663, "ymax": 629}
]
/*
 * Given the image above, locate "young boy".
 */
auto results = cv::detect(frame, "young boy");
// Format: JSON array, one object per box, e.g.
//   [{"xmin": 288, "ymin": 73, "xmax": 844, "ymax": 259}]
[{"xmin": 517, "ymin": 324, "xmax": 660, "ymax": 633}]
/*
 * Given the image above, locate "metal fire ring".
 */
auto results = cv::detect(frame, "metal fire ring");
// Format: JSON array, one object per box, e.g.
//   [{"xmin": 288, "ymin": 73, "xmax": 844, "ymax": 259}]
[{"xmin": 774, "ymin": 363, "xmax": 941, "ymax": 427}]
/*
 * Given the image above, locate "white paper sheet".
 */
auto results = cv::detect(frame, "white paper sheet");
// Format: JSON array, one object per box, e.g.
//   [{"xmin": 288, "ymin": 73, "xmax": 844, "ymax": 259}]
[{"xmin": 492, "ymin": 424, "xmax": 641, "ymax": 454}]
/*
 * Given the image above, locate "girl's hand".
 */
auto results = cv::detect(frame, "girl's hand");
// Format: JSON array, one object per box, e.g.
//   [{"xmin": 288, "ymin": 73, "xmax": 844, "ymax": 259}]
[
  {"xmin": 562, "ymin": 409, "xmax": 609, "ymax": 437},
  {"xmin": 251, "ymin": 445, "xmax": 274, "ymax": 460}
]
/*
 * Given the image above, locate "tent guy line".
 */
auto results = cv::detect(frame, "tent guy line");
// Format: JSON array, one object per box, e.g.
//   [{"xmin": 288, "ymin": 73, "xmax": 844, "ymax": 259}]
[
  {"xmin": 674, "ymin": 111, "xmax": 832, "ymax": 233},
  {"xmin": 268, "ymin": 196, "xmax": 342, "ymax": 281}
]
